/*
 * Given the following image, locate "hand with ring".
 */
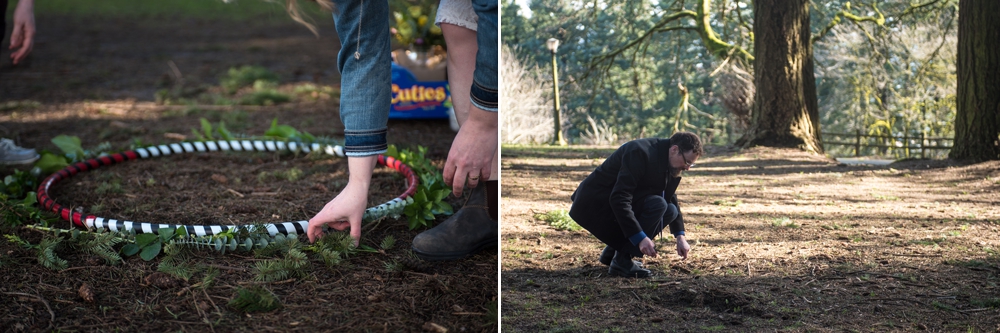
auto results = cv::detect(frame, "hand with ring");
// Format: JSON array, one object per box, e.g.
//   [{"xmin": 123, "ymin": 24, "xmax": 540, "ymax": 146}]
[{"xmin": 443, "ymin": 109, "xmax": 498, "ymax": 196}]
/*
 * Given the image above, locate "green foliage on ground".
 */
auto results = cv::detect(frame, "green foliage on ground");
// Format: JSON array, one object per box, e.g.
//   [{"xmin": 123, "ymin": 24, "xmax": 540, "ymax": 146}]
[
  {"xmin": 385, "ymin": 145, "xmax": 453, "ymax": 229},
  {"xmin": 229, "ymin": 286, "xmax": 282, "ymax": 313},
  {"xmin": 221, "ymin": 66, "xmax": 279, "ymax": 94},
  {"xmin": 534, "ymin": 210, "xmax": 582, "ymax": 232}
]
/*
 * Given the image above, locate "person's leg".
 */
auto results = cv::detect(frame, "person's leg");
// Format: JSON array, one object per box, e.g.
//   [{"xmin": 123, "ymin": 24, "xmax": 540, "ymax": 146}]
[
  {"xmin": 0, "ymin": 0, "xmax": 39, "ymax": 166},
  {"xmin": 330, "ymin": 0, "xmax": 392, "ymax": 157},
  {"xmin": 410, "ymin": 0, "xmax": 498, "ymax": 261},
  {"xmin": 2, "ymin": 0, "xmax": 8, "ymax": 44},
  {"xmin": 606, "ymin": 195, "xmax": 667, "ymax": 278}
]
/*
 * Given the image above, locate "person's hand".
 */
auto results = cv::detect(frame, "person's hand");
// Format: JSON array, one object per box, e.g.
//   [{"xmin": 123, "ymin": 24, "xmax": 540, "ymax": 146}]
[
  {"xmin": 10, "ymin": 0, "xmax": 35, "ymax": 65},
  {"xmin": 443, "ymin": 109, "xmax": 498, "ymax": 196},
  {"xmin": 638, "ymin": 237, "xmax": 657, "ymax": 258},
  {"xmin": 676, "ymin": 235, "xmax": 690, "ymax": 260},
  {"xmin": 307, "ymin": 182, "xmax": 368, "ymax": 246},
  {"xmin": 306, "ymin": 156, "xmax": 376, "ymax": 246}
]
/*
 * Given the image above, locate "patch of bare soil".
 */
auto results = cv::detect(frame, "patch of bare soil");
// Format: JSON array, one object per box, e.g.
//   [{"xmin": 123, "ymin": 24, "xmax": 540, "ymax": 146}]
[
  {"xmin": 0, "ymin": 13, "xmax": 496, "ymax": 332},
  {"xmin": 502, "ymin": 145, "xmax": 1000, "ymax": 332}
]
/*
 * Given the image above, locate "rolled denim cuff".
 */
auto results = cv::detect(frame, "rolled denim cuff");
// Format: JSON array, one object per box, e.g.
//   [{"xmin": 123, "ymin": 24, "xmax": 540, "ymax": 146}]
[
  {"xmin": 471, "ymin": 0, "xmax": 498, "ymax": 112},
  {"xmin": 470, "ymin": 81, "xmax": 498, "ymax": 112},
  {"xmin": 344, "ymin": 128, "xmax": 388, "ymax": 157},
  {"xmin": 628, "ymin": 231, "xmax": 648, "ymax": 246}
]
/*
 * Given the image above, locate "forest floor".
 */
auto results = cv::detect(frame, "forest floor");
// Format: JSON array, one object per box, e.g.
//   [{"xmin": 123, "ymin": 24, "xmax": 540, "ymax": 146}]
[
  {"xmin": 0, "ymin": 3, "xmax": 496, "ymax": 332},
  {"xmin": 501, "ymin": 145, "xmax": 1000, "ymax": 332}
]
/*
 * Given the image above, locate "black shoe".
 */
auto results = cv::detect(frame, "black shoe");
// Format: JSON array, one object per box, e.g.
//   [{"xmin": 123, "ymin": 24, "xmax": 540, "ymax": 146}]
[
  {"xmin": 608, "ymin": 253, "xmax": 651, "ymax": 278},
  {"xmin": 599, "ymin": 246, "xmax": 643, "ymax": 267},
  {"xmin": 411, "ymin": 185, "xmax": 497, "ymax": 261},
  {"xmin": 599, "ymin": 246, "xmax": 615, "ymax": 266}
]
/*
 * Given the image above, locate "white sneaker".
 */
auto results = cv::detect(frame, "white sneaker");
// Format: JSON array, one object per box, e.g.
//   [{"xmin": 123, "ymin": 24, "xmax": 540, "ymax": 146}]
[{"xmin": 0, "ymin": 138, "xmax": 39, "ymax": 165}]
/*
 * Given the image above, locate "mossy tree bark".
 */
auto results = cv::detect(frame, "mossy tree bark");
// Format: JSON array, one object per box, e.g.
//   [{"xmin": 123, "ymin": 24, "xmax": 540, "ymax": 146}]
[
  {"xmin": 736, "ymin": 0, "xmax": 822, "ymax": 153},
  {"xmin": 950, "ymin": 0, "xmax": 1000, "ymax": 161}
]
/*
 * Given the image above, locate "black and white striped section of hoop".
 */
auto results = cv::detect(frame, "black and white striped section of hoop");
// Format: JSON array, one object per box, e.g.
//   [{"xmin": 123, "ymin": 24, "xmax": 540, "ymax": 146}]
[
  {"xmin": 130, "ymin": 140, "xmax": 346, "ymax": 158},
  {"xmin": 86, "ymin": 216, "xmax": 310, "ymax": 236}
]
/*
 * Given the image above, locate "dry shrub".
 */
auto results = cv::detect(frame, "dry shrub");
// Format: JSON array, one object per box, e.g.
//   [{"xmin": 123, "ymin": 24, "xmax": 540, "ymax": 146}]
[
  {"xmin": 580, "ymin": 114, "xmax": 618, "ymax": 145},
  {"xmin": 715, "ymin": 62, "xmax": 755, "ymax": 132},
  {"xmin": 500, "ymin": 45, "xmax": 554, "ymax": 144}
]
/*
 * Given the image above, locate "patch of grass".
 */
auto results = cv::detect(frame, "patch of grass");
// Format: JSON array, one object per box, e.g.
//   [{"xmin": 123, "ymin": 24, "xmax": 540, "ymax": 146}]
[
  {"xmin": 534, "ymin": 210, "xmax": 582, "ymax": 232},
  {"xmin": 700, "ymin": 325, "xmax": 727, "ymax": 331},
  {"xmin": 229, "ymin": 286, "xmax": 281, "ymax": 313},
  {"xmin": 910, "ymin": 238, "xmax": 946, "ymax": 246},
  {"xmin": 95, "ymin": 180, "xmax": 123, "ymax": 195},
  {"xmin": 712, "ymin": 198, "xmax": 743, "ymax": 207},
  {"xmin": 821, "ymin": 223, "xmax": 852, "ymax": 230},
  {"xmin": 970, "ymin": 297, "xmax": 1000, "ymax": 309},
  {"xmin": 931, "ymin": 301, "xmax": 956, "ymax": 311},
  {"xmin": 239, "ymin": 90, "xmax": 291, "ymax": 106},
  {"xmin": 293, "ymin": 83, "xmax": 340, "ymax": 100},
  {"xmin": 257, "ymin": 168, "xmax": 303, "ymax": 183},
  {"xmin": 221, "ymin": 66, "xmax": 279, "ymax": 94},
  {"xmin": 871, "ymin": 192, "xmax": 900, "ymax": 201},
  {"xmin": 946, "ymin": 259, "xmax": 992, "ymax": 268},
  {"xmin": 771, "ymin": 217, "xmax": 799, "ymax": 228}
]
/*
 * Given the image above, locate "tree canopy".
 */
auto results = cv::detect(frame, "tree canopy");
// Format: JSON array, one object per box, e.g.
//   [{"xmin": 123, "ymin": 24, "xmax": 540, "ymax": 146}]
[{"xmin": 502, "ymin": 0, "xmax": 963, "ymax": 158}]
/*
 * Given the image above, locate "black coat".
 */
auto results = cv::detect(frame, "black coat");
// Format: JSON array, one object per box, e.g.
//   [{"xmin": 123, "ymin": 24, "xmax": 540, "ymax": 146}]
[{"xmin": 569, "ymin": 138, "xmax": 685, "ymax": 254}]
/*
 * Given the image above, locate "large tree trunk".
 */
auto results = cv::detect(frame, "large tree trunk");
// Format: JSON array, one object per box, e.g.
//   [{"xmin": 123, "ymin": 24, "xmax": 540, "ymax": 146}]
[
  {"xmin": 950, "ymin": 0, "xmax": 1000, "ymax": 161},
  {"xmin": 737, "ymin": 0, "xmax": 822, "ymax": 153}
]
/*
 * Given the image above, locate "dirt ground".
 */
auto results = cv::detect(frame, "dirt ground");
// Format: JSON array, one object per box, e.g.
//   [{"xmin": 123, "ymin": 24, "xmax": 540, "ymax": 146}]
[
  {"xmin": 1, "ymin": 9, "xmax": 496, "ymax": 333},
  {"xmin": 501, "ymin": 145, "xmax": 1000, "ymax": 332}
]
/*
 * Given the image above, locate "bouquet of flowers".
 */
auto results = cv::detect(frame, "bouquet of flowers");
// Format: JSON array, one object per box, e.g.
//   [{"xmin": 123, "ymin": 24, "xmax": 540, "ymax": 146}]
[{"xmin": 390, "ymin": 0, "xmax": 445, "ymax": 51}]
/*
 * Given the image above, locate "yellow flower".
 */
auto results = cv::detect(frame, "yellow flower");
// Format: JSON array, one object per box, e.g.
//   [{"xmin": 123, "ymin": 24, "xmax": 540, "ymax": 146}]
[
  {"xmin": 418, "ymin": 15, "xmax": 428, "ymax": 27},
  {"xmin": 408, "ymin": 6, "xmax": 422, "ymax": 18}
]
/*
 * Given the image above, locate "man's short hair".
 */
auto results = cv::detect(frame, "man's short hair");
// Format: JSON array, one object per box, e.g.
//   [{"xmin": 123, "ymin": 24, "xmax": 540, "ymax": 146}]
[{"xmin": 669, "ymin": 132, "xmax": 704, "ymax": 156}]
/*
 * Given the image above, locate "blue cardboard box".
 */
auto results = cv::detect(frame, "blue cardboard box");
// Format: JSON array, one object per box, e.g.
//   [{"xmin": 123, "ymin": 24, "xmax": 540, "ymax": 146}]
[{"xmin": 390, "ymin": 62, "xmax": 451, "ymax": 119}]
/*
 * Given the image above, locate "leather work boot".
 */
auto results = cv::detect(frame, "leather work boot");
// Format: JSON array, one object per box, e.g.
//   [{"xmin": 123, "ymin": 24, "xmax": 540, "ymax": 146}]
[
  {"xmin": 608, "ymin": 251, "xmax": 651, "ymax": 278},
  {"xmin": 411, "ymin": 184, "xmax": 498, "ymax": 261},
  {"xmin": 599, "ymin": 246, "xmax": 644, "ymax": 268}
]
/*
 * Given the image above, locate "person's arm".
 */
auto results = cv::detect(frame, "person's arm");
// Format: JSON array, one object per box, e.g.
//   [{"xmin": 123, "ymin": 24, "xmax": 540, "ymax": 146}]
[
  {"xmin": 667, "ymin": 193, "xmax": 689, "ymax": 259},
  {"xmin": 306, "ymin": 156, "xmax": 376, "ymax": 246},
  {"xmin": 10, "ymin": 0, "xmax": 35, "ymax": 64},
  {"xmin": 667, "ymin": 193, "xmax": 685, "ymax": 237},
  {"xmin": 443, "ymin": 107, "xmax": 498, "ymax": 195},
  {"xmin": 306, "ymin": 0, "xmax": 391, "ymax": 245}
]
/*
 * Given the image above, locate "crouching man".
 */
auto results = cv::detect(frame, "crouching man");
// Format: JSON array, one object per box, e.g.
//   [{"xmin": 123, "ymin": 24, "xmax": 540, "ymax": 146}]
[{"xmin": 569, "ymin": 132, "xmax": 702, "ymax": 278}]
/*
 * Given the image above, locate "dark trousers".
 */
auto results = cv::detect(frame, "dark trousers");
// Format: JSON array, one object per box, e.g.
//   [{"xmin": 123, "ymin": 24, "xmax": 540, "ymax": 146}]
[
  {"xmin": 614, "ymin": 195, "xmax": 679, "ymax": 257},
  {"xmin": 2, "ymin": 0, "xmax": 8, "ymax": 44}
]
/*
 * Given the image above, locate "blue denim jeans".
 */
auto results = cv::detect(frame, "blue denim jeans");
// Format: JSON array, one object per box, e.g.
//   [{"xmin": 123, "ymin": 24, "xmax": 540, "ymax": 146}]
[
  {"xmin": 332, "ymin": 0, "xmax": 392, "ymax": 156},
  {"xmin": 470, "ymin": 0, "xmax": 498, "ymax": 112}
]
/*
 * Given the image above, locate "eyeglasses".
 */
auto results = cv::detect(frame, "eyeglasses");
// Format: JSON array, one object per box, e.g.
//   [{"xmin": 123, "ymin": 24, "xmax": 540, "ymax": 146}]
[{"xmin": 681, "ymin": 153, "xmax": 696, "ymax": 168}]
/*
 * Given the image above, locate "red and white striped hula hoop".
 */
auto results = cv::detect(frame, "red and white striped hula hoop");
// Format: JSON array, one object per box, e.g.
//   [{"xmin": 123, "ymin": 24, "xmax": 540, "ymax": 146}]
[{"xmin": 36, "ymin": 140, "xmax": 418, "ymax": 237}]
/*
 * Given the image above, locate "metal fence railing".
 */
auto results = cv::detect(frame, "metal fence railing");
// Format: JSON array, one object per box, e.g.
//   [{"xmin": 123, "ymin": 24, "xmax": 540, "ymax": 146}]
[{"xmin": 821, "ymin": 131, "xmax": 953, "ymax": 159}]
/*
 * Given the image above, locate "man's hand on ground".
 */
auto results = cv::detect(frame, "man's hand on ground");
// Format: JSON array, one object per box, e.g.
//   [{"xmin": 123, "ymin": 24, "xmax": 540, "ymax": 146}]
[
  {"xmin": 638, "ymin": 237, "xmax": 657, "ymax": 258},
  {"xmin": 676, "ymin": 235, "xmax": 690, "ymax": 259}
]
